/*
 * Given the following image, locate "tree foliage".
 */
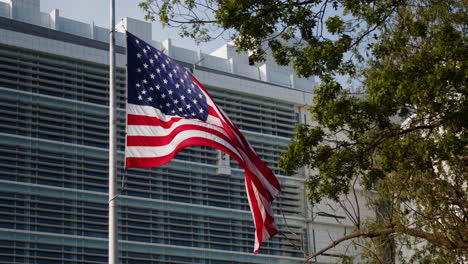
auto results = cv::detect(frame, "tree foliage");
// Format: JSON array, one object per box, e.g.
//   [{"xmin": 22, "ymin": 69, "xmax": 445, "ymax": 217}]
[{"xmin": 139, "ymin": 0, "xmax": 467, "ymax": 262}]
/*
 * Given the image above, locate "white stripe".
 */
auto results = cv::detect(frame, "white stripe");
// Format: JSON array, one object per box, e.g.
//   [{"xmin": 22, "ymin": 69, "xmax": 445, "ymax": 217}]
[
  {"xmin": 206, "ymin": 114, "xmax": 223, "ymax": 127},
  {"xmin": 126, "ymin": 130, "xmax": 243, "ymax": 159},
  {"xmin": 127, "ymin": 103, "xmax": 168, "ymax": 119},
  {"xmin": 127, "ymin": 119, "xmax": 230, "ymax": 139},
  {"xmin": 252, "ymin": 181, "xmax": 272, "ymax": 220}
]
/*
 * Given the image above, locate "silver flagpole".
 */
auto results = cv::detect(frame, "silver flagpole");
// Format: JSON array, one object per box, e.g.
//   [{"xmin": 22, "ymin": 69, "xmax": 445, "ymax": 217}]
[{"xmin": 108, "ymin": 0, "xmax": 118, "ymax": 263}]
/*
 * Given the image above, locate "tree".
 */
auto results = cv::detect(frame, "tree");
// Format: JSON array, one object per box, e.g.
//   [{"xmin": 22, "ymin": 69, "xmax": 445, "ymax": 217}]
[{"xmin": 139, "ymin": 0, "xmax": 467, "ymax": 262}]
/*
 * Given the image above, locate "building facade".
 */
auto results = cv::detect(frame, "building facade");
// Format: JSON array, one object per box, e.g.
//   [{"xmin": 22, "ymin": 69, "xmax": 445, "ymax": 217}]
[{"xmin": 0, "ymin": 0, "xmax": 374, "ymax": 263}]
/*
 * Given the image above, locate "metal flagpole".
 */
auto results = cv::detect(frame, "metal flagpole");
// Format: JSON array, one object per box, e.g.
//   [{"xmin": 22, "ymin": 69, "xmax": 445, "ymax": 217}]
[{"xmin": 108, "ymin": 0, "xmax": 118, "ymax": 263}]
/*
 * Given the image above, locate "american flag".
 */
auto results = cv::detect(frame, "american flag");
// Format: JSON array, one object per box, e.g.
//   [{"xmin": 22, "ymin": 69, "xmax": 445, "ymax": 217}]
[{"xmin": 125, "ymin": 32, "xmax": 281, "ymax": 253}]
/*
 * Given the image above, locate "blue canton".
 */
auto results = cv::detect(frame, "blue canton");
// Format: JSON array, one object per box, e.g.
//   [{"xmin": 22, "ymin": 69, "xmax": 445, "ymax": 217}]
[{"xmin": 127, "ymin": 32, "xmax": 209, "ymax": 121}]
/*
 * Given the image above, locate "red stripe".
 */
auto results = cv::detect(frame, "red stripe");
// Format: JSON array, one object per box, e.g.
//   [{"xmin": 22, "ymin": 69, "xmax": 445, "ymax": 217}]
[
  {"xmin": 128, "ymin": 106, "xmax": 220, "ymax": 127},
  {"xmin": 126, "ymin": 137, "xmax": 245, "ymax": 169},
  {"xmin": 127, "ymin": 114, "xmax": 183, "ymax": 127},
  {"xmin": 127, "ymin": 124, "xmax": 232, "ymax": 147}
]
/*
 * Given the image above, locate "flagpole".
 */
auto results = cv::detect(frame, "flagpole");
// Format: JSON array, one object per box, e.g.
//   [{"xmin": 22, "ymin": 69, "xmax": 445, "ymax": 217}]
[{"xmin": 108, "ymin": 0, "xmax": 118, "ymax": 263}]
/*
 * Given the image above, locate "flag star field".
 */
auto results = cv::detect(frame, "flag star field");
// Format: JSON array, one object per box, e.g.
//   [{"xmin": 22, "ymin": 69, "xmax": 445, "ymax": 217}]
[{"xmin": 127, "ymin": 37, "xmax": 209, "ymax": 122}]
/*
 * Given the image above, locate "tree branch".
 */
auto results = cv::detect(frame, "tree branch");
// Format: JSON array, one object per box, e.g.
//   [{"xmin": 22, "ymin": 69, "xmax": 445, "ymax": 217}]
[
  {"xmin": 304, "ymin": 225, "xmax": 468, "ymax": 263},
  {"xmin": 352, "ymin": 176, "xmax": 361, "ymax": 228},
  {"xmin": 304, "ymin": 227, "xmax": 395, "ymax": 263}
]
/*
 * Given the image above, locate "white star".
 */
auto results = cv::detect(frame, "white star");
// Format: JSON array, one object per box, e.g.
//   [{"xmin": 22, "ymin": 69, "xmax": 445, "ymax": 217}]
[
  {"xmin": 149, "ymin": 59, "xmax": 154, "ymax": 64},
  {"xmin": 174, "ymin": 99, "xmax": 179, "ymax": 104},
  {"xmin": 161, "ymin": 94, "xmax": 166, "ymax": 98},
  {"xmin": 135, "ymin": 39, "xmax": 139, "ymax": 44},
  {"xmin": 156, "ymin": 68, "xmax": 161, "ymax": 73},
  {"xmin": 154, "ymin": 54, "xmax": 158, "ymax": 59},
  {"xmin": 142, "ymin": 90, "xmax": 147, "ymax": 95},
  {"xmin": 173, "ymin": 69, "xmax": 177, "ymax": 73},
  {"xmin": 150, "ymin": 74, "xmax": 155, "ymax": 79},
  {"xmin": 143, "ymin": 63, "xmax": 148, "ymax": 68},
  {"xmin": 175, "ymin": 83, "xmax": 180, "ymax": 89},
  {"xmin": 199, "ymin": 109, "xmax": 204, "ymax": 113},
  {"xmin": 165, "ymin": 59, "xmax": 169, "ymax": 64},
  {"xmin": 156, "ymin": 85, "xmax": 160, "ymax": 90},
  {"xmin": 181, "ymin": 95, "xmax": 185, "ymax": 100},
  {"xmin": 163, "ymin": 79, "xmax": 168, "ymax": 84},
  {"xmin": 191, "ymin": 113, "xmax": 196, "ymax": 116},
  {"xmin": 136, "ymin": 83, "xmax": 140, "ymax": 87},
  {"xmin": 146, "ymin": 45, "xmax": 150, "ymax": 50},
  {"xmin": 161, "ymin": 63, "xmax": 166, "ymax": 68},
  {"xmin": 193, "ymin": 99, "xmax": 198, "ymax": 104},
  {"xmin": 143, "ymin": 48, "xmax": 147, "ymax": 53},
  {"xmin": 143, "ymin": 79, "xmax": 147, "ymax": 84},
  {"xmin": 187, "ymin": 89, "xmax": 192, "ymax": 94},
  {"xmin": 198, "ymin": 94, "xmax": 203, "ymax": 98},
  {"xmin": 137, "ymin": 68, "xmax": 142, "ymax": 73},
  {"xmin": 136, "ymin": 53, "xmax": 142, "ymax": 58},
  {"xmin": 178, "ymin": 107, "xmax": 183, "ymax": 111},
  {"xmin": 138, "ymin": 95, "xmax": 142, "ymax": 100},
  {"xmin": 168, "ymin": 90, "xmax": 173, "ymax": 95},
  {"xmin": 187, "ymin": 104, "xmax": 192, "ymax": 109},
  {"xmin": 180, "ymin": 79, "xmax": 185, "ymax": 83},
  {"xmin": 166, "ymin": 103, "xmax": 170, "ymax": 107},
  {"xmin": 172, "ymin": 110, "xmax": 176, "ymax": 113},
  {"xmin": 148, "ymin": 97, "xmax": 153, "ymax": 101},
  {"xmin": 149, "ymin": 87, "xmax": 154, "ymax": 91},
  {"xmin": 191, "ymin": 83, "xmax": 194, "ymax": 88},
  {"xmin": 168, "ymin": 73, "xmax": 173, "ymax": 78}
]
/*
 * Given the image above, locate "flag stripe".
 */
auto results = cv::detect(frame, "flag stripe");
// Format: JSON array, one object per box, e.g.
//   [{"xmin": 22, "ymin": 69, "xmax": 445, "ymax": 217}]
[
  {"xmin": 128, "ymin": 103, "xmax": 223, "ymax": 127},
  {"xmin": 127, "ymin": 124, "xmax": 235, "ymax": 147},
  {"xmin": 127, "ymin": 137, "xmax": 244, "ymax": 168},
  {"xmin": 127, "ymin": 115, "xmax": 229, "ymax": 139},
  {"xmin": 246, "ymin": 176, "xmax": 268, "ymax": 254},
  {"xmin": 126, "ymin": 130, "xmax": 243, "ymax": 159},
  {"xmin": 128, "ymin": 114, "xmax": 183, "ymax": 127}
]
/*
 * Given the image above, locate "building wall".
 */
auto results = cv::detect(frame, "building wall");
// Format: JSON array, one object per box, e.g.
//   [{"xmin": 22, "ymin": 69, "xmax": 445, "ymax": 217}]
[{"xmin": 0, "ymin": 0, "xmax": 374, "ymax": 263}]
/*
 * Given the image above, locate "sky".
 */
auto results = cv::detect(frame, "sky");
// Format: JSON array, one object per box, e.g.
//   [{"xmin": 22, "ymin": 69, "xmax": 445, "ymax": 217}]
[
  {"xmin": 40, "ymin": 0, "xmax": 227, "ymax": 53},
  {"xmin": 38, "ymin": 0, "xmax": 357, "ymax": 89}
]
